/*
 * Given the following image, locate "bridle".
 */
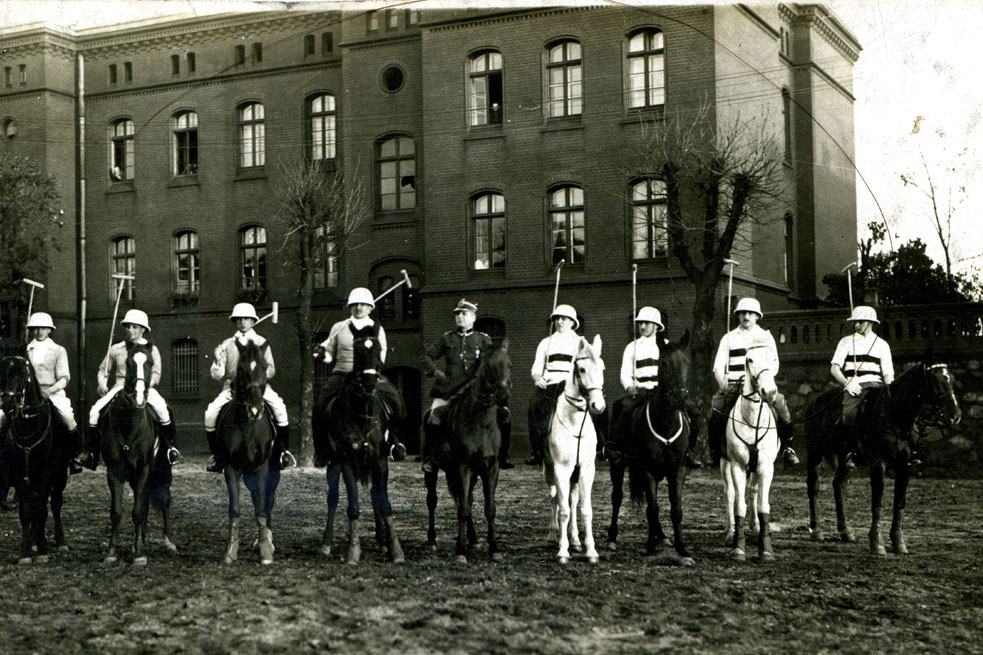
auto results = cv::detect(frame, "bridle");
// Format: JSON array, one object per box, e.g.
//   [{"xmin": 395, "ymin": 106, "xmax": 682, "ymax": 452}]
[{"xmin": 1, "ymin": 357, "xmax": 52, "ymax": 485}]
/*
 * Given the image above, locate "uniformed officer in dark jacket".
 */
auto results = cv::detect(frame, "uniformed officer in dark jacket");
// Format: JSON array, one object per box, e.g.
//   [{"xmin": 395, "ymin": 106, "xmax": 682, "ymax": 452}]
[{"xmin": 419, "ymin": 299, "xmax": 514, "ymax": 472}]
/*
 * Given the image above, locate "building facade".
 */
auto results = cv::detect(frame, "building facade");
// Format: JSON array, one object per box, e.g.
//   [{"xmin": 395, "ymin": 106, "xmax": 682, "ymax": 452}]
[{"xmin": 0, "ymin": 4, "xmax": 861, "ymax": 453}]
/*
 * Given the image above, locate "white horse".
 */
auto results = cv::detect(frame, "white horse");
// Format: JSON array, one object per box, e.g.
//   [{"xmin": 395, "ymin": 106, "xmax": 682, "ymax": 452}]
[
  {"xmin": 544, "ymin": 335, "xmax": 606, "ymax": 565},
  {"xmin": 721, "ymin": 343, "xmax": 781, "ymax": 561}
]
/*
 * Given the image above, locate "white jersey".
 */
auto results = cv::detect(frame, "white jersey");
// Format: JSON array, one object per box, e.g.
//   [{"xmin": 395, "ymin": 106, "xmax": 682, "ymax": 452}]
[
  {"xmin": 531, "ymin": 330, "xmax": 581, "ymax": 385},
  {"xmin": 713, "ymin": 325, "xmax": 779, "ymax": 384},
  {"xmin": 620, "ymin": 335, "xmax": 660, "ymax": 391},
  {"xmin": 831, "ymin": 331, "xmax": 894, "ymax": 385}
]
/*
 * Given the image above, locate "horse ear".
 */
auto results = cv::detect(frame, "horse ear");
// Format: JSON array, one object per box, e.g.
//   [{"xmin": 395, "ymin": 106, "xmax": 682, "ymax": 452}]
[
  {"xmin": 922, "ymin": 347, "xmax": 936, "ymax": 366},
  {"xmin": 678, "ymin": 329, "xmax": 690, "ymax": 349},
  {"xmin": 500, "ymin": 337, "xmax": 510, "ymax": 353},
  {"xmin": 592, "ymin": 334, "xmax": 602, "ymax": 357}
]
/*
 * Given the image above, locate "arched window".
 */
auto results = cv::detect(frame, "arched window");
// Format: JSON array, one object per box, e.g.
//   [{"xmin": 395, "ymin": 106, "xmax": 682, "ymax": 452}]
[
  {"xmin": 782, "ymin": 88, "xmax": 793, "ymax": 163},
  {"xmin": 172, "ymin": 110, "xmax": 198, "ymax": 175},
  {"xmin": 630, "ymin": 178, "xmax": 667, "ymax": 260},
  {"xmin": 378, "ymin": 136, "xmax": 416, "ymax": 210},
  {"xmin": 784, "ymin": 212, "xmax": 794, "ymax": 286},
  {"xmin": 549, "ymin": 185, "xmax": 585, "ymax": 264},
  {"xmin": 627, "ymin": 29, "xmax": 665, "ymax": 108},
  {"xmin": 546, "ymin": 40, "xmax": 582, "ymax": 118},
  {"xmin": 173, "ymin": 231, "xmax": 200, "ymax": 295},
  {"xmin": 472, "ymin": 192, "xmax": 506, "ymax": 270},
  {"xmin": 172, "ymin": 338, "xmax": 198, "ymax": 392},
  {"xmin": 239, "ymin": 225, "xmax": 267, "ymax": 291},
  {"xmin": 313, "ymin": 227, "xmax": 338, "ymax": 289},
  {"xmin": 111, "ymin": 236, "xmax": 136, "ymax": 301},
  {"xmin": 109, "ymin": 118, "xmax": 134, "ymax": 181},
  {"xmin": 372, "ymin": 262, "xmax": 420, "ymax": 324},
  {"xmin": 475, "ymin": 317, "xmax": 506, "ymax": 346},
  {"xmin": 468, "ymin": 50, "xmax": 503, "ymax": 126},
  {"xmin": 238, "ymin": 102, "xmax": 265, "ymax": 168},
  {"xmin": 309, "ymin": 94, "xmax": 336, "ymax": 161}
]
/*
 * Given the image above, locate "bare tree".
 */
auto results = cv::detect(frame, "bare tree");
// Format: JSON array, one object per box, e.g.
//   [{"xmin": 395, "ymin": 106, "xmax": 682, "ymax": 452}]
[
  {"xmin": 629, "ymin": 103, "xmax": 785, "ymax": 420},
  {"xmin": 273, "ymin": 158, "xmax": 367, "ymax": 466}
]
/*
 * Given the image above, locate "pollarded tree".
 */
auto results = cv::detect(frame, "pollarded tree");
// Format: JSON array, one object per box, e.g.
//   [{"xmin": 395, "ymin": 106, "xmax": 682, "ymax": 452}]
[{"xmin": 273, "ymin": 158, "xmax": 367, "ymax": 466}]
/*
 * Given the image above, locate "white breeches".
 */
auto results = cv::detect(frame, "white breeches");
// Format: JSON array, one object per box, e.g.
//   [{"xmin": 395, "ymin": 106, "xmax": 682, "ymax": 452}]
[
  {"xmin": 204, "ymin": 385, "xmax": 288, "ymax": 430},
  {"xmin": 89, "ymin": 386, "xmax": 170, "ymax": 427},
  {"xmin": 1, "ymin": 390, "xmax": 77, "ymax": 431}
]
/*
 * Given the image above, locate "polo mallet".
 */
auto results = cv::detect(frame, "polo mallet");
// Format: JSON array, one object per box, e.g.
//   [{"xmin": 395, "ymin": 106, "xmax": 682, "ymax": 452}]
[
  {"xmin": 253, "ymin": 302, "xmax": 280, "ymax": 326},
  {"xmin": 374, "ymin": 269, "xmax": 412, "ymax": 304},
  {"xmin": 841, "ymin": 261, "xmax": 860, "ymax": 311},
  {"xmin": 21, "ymin": 278, "xmax": 45, "ymax": 342},
  {"xmin": 540, "ymin": 259, "xmax": 566, "ymax": 377},
  {"xmin": 105, "ymin": 273, "xmax": 136, "ymax": 364},
  {"xmin": 631, "ymin": 263, "xmax": 638, "ymax": 383},
  {"xmin": 724, "ymin": 259, "xmax": 739, "ymax": 331}
]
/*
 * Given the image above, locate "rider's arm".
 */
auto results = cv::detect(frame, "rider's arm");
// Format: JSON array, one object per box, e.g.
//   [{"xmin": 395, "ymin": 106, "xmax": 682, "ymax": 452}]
[
  {"xmin": 210, "ymin": 340, "xmax": 228, "ymax": 381},
  {"xmin": 830, "ymin": 363, "xmax": 850, "ymax": 387},
  {"xmin": 150, "ymin": 346, "xmax": 162, "ymax": 387},
  {"xmin": 263, "ymin": 342, "xmax": 276, "ymax": 379},
  {"xmin": 619, "ymin": 343, "xmax": 635, "ymax": 391},
  {"xmin": 764, "ymin": 329, "xmax": 780, "ymax": 376},
  {"xmin": 419, "ymin": 334, "xmax": 448, "ymax": 376},
  {"xmin": 96, "ymin": 348, "xmax": 113, "ymax": 391},
  {"xmin": 319, "ymin": 321, "xmax": 345, "ymax": 365},
  {"xmin": 712, "ymin": 335, "xmax": 729, "ymax": 389},
  {"xmin": 378, "ymin": 324, "xmax": 388, "ymax": 364},
  {"xmin": 880, "ymin": 340, "xmax": 895, "ymax": 385},
  {"xmin": 530, "ymin": 338, "xmax": 548, "ymax": 385},
  {"xmin": 50, "ymin": 346, "xmax": 70, "ymax": 393}
]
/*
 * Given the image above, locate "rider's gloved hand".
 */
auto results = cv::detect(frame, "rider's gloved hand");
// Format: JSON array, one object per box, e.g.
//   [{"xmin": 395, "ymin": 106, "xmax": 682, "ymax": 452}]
[{"xmin": 844, "ymin": 378, "xmax": 862, "ymax": 397}]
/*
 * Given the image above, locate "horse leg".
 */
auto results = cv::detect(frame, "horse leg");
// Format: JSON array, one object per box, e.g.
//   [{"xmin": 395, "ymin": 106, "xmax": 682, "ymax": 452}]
[
  {"xmin": 154, "ymin": 481, "xmax": 177, "ymax": 554},
  {"xmin": 890, "ymin": 463, "xmax": 911, "ymax": 555},
  {"xmin": 568, "ymin": 478, "xmax": 582, "ymax": 554},
  {"xmin": 425, "ymin": 468, "xmax": 439, "ymax": 549},
  {"xmin": 643, "ymin": 474, "xmax": 660, "ymax": 556},
  {"xmin": 224, "ymin": 468, "xmax": 242, "ymax": 564},
  {"xmin": 748, "ymin": 474, "xmax": 759, "ymax": 536},
  {"xmin": 580, "ymin": 460, "xmax": 598, "ymax": 564},
  {"xmin": 605, "ymin": 459, "xmax": 625, "ymax": 550},
  {"xmin": 342, "ymin": 465, "xmax": 361, "ymax": 565},
  {"xmin": 482, "ymin": 466, "xmax": 502, "ymax": 561},
  {"xmin": 454, "ymin": 467, "xmax": 473, "ymax": 563},
  {"xmin": 51, "ymin": 471, "xmax": 67, "ymax": 551},
  {"xmin": 17, "ymin": 487, "xmax": 33, "ymax": 564},
  {"xmin": 833, "ymin": 458, "xmax": 855, "ymax": 542},
  {"xmin": 131, "ymin": 468, "xmax": 152, "ymax": 566},
  {"xmin": 371, "ymin": 463, "xmax": 404, "ymax": 563},
  {"xmin": 256, "ymin": 513, "xmax": 274, "ymax": 566},
  {"xmin": 466, "ymin": 475, "xmax": 479, "ymax": 548},
  {"xmin": 106, "ymin": 473, "xmax": 124, "ymax": 564},
  {"xmin": 554, "ymin": 472, "xmax": 572, "ymax": 564},
  {"xmin": 545, "ymin": 464, "xmax": 559, "ymax": 544},
  {"xmin": 32, "ymin": 482, "xmax": 50, "ymax": 561},
  {"xmin": 721, "ymin": 460, "xmax": 735, "ymax": 546},
  {"xmin": 668, "ymin": 466, "xmax": 692, "ymax": 562},
  {"xmin": 806, "ymin": 449, "xmax": 823, "ymax": 541},
  {"xmin": 869, "ymin": 460, "xmax": 888, "ymax": 556},
  {"xmin": 757, "ymin": 461, "xmax": 774, "ymax": 562},
  {"xmin": 249, "ymin": 467, "xmax": 274, "ymax": 566},
  {"xmin": 732, "ymin": 464, "xmax": 748, "ymax": 561},
  {"xmin": 321, "ymin": 462, "xmax": 341, "ymax": 557}
]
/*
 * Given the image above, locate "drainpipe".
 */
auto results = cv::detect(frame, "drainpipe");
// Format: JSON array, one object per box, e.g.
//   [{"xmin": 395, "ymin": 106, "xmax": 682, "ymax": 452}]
[{"xmin": 76, "ymin": 51, "xmax": 87, "ymax": 413}]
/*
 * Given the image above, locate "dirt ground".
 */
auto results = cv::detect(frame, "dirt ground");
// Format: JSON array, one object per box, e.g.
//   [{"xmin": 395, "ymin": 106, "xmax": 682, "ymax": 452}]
[{"xmin": 0, "ymin": 458, "xmax": 980, "ymax": 655}]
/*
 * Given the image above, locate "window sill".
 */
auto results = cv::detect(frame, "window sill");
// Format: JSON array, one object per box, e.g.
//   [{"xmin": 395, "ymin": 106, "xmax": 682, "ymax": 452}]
[
  {"xmin": 374, "ymin": 211, "xmax": 417, "ymax": 226},
  {"xmin": 471, "ymin": 267, "xmax": 506, "ymax": 278},
  {"xmin": 106, "ymin": 180, "xmax": 135, "ymax": 194},
  {"xmin": 235, "ymin": 167, "xmax": 267, "ymax": 181},
  {"xmin": 542, "ymin": 117, "xmax": 583, "ymax": 132},
  {"xmin": 167, "ymin": 175, "xmax": 199, "ymax": 188},
  {"xmin": 464, "ymin": 125, "xmax": 504, "ymax": 141},
  {"xmin": 311, "ymin": 158, "xmax": 337, "ymax": 172},
  {"xmin": 622, "ymin": 106, "xmax": 665, "ymax": 124}
]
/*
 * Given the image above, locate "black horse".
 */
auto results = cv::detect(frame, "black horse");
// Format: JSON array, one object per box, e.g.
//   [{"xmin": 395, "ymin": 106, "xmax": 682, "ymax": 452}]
[
  {"xmin": 605, "ymin": 332, "xmax": 694, "ymax": 563},
  {"xmin": 424, "ymin": 339, "xmax": 511, "ymax": 563},
  {"xmin": 805, "ymin": 353, "xmax": 961, "ymax": 555},
  {"xmin": 215, "ymin": 339, "xmax": 281, "ymax": 565},
  {"xmin": 98, "ymin": 341, "xmax": 176, "ymax": 565},
  {"xmin": 0, "ymin": 355, "xmax": 73, "ymax": 563},
  {"xmin": 314, "ymin": 325, "xmax": 406, "ymax": 565}
]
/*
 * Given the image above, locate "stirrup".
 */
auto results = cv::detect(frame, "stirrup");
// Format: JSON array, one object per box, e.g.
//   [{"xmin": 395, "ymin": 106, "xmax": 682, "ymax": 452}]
[
  {"xmin": 167, "ymin": 447, "xmax": 182, "ymax": 465},
  {"xmin": 280, "ymin": 450, "xmax": 297, "ymax": 469},
  {"xmin": 69, "ymin": 459, "xmax": 84, "ymax": 475},
  {"xmin": 206, "ymin": 456, "xmax": 225, "ymax": 473},
  {"xmin": 844, "ymin": 452, "xmax": 857, "ymax": 469},
  {"xmin": 390, "ymin": 442, "xmax": 406, "ymax": 461},
  {"xmin": 782, "ymin": 447, "xmax": 800, "ymax": 467}
]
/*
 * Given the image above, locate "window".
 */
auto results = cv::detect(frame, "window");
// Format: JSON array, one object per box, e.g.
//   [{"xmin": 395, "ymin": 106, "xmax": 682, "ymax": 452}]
[
  {"xmin": 124, "ymin": 62, "xmax": 132, "ymax": 82},
  {"xmin": 627, "ymin": 29, "xmax": 665, "ymax": 108},
  {"xmin": 469, "ymin": 51, "xmax": 503, "ymax": 126},
  {"xmin": 374, "ymin": 268, "xmax": 419, "ymax": 322},
  {"xmin": 387, "ymin": 9, "xmax": 399, "ymax": 29},
  {"xmin": 173, "ymin": 231, "xmax": 200, "ymax": 294},
  {"xmin": 3, "ymin": 67, "xmax": 10, "ymax": 87},
  {"xmin": 472, "ymin": 192, "xmax": 506, "ymax": 270},
  {"xmin": 367, "ymin": 11, "xmax": 380, "ymax": 32},
  {"xmin": 784, "ymin": 212, "xmax": 794, "ymax": 285},
  {"xmin": 172, "ymin": 110, "xmax": 198, "ymax": 176},
  {"xmin": 377, "ymin": 275, "xmax": 396, "ymax": 320},
  {"xmin": 238, "ymin": 102, "xmax": 265, "ymax": 168},
  {"xmin": 18, "ymin": 65, "xmax": 25, "ymax": 85},
  {"xmin": 252, "ymin": 43, "xmax": 263, "ymax": 63},
  {"xmin": 111, "ymin": 236, "xmax": 136, "ymax": 301},
  {"xmin": 313, "ymin": 232, "xmax": 338, "ymax": 290},
  {"xmin": 475, "ymin": 317, "xmax": 506, "ymax": 346},
  {"xmin": 381, "ymin": 66, "xmax": 404, "ymax": 92},
  {"xmin": 235, "ymin": 45, "xmax": 246, "ymax": 65},
  {"xmin": 108, "ymin": 64, "xmax": 118, "ymax": 85},
  {"xmin": 782, "ymin": 88, "xmax": 793, "ymax": 163},
  {"xmin": 110, "ymin": 118, "xmax": 135, "ymax": 182},
  {"xmin": 3, "ymin": 119, "xmax": 17, "ymax": 140},
  {"xmin": 322, "ymin": 32, "xmax": 333, "ymax": 53},
  {"xmin": 239, "ymin": 226, "xmax": 267, "ymax": 291},
  {"xmin": 186, "ymin": 53, "xmax": 195, "ymax": 73},
  {"xmin": 549, "ymin": 186, "xmax": 585, "ymax": 264},
  {"xmin": 309, "ymin": 94, "xmax": 336, "ymax": 161},
  {"xmin": 171, "ymin": 54, "xmax": 180, "ymax": 76},
  {"xmin": 314, "ymin": 331, "xmax": 331, "ymax": 389},
  {"xmin": 407, "ymin": 9, "xmax": 421, "ymax": 25},
  {"xmin": 304, "ymin": 35, "xmax": 315, "ymax": 56},
  {"xmin": 546, "ymin": 40, "xmax": 582, "ymax": 118},
  {"xmin": 630, "ymin": 179, "xmax": 668, "ymax": 260},
  {"xmin": 378, "ymin": 136, "xmax": 416, "ymax": 210},
  {"xmin": 780, "ymin": 27, "xmax": 791, "ymax": 57},
  {"xmin": 172, "ymin": 339, "xmax": 199, "ymax": 392}
]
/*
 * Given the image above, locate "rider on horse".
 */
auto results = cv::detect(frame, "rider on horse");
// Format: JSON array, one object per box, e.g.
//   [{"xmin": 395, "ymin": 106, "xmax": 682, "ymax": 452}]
[
  {"xmin": 87, "ymin": 309, "xmax": 181, "ymax": 468},
  {"xmin": 708, "ymin": 298, "xmax": 799, "ymax": 468},
  {"xmin": 829, "ymin": 305, "xmax": 895, "ymax": 468},
  {"xmin": 0, "ymin": 312, "xmax": 87, "ymax": 474},
  {"xmin": 606, "ymin": 306, "xmax": 702, "ymax": 469},
  {"xmin": 419, "ymin": 299, "xmax": 513, "ymax": 473},
  {"xmin": 204, "ymin": 302, "xmax": 296, "ymax": 472},
  {"xmin": 313, "ymin": 287, "xmax": 406, "ymax": 463},
  {"xmin": 526, "ymin": 303, "xmax": 581, "ymax": 466}
]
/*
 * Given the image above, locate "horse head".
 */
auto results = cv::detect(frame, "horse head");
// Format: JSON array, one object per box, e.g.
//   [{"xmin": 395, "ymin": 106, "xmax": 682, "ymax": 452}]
[
  {"xmin": 349, "ymin": 325, "xmax": 383, "ymax": 397},
  {"xmin": 233, "ymin": 338, "xmax": 269, "ymax": 419},
  {"xmin": 124, "ymin": 341, "xmax": 155, "ymax": 409},
  {"xmin": 0, "ymin": 356, "xmax": 37, "ymax": 417},
  {"xmin": 921, "ymin": 353, "xmax": 962, "ymax": 426},
  {"xmin": 743, "ymin": 343, "xmax": 778, "ymax": 403},
  {"xmin": 572, "ymin": 334, "xmax": 606, "ymax": 416},
  {"xmin": 658, "ymin": 330, "xmax": 691, "ymax": 401},
  {"xmin": 478, "ymin": 337, "xmax": 512, "ymax": 405}
]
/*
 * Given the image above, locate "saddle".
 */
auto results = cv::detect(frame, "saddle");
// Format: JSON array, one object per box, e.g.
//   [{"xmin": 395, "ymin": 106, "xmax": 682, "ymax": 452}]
[{"xmin": 216, "ymin": 399, "xmax": 277, "ymax": 432}]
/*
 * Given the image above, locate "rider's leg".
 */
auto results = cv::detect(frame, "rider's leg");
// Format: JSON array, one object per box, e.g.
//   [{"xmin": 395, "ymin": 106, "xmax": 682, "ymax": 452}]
[
  {"xmin": 707, "ymin": 387, "xmax": 729, "ymax": 467},
  {"xmin": 147, "ymin": 392, "xmax": 181, "ymax": 464},
  {"xmin": 204, "ymin": 391, "xmax": 230, "ymax": 472},
  {"xmin": 264, "ymin": 386, "xmax": 296, "ymax": 468},
  {"xmin": 770, "ymin": 392, "xmax": 800, "ymax": 467},
  {"xmin": 497, "ymin": 405, "xmax": 514, "ymax": 469},
  {"xmin": 422, "ymin": 398, "xmax": 447, "ymax": 473},
  {"xmin": 50, "ymin": 393, "xmax": 86, "ymax": 474},
  {"xmin": 525, "ymin": 387, "xmax": 547, "ymax": 465}
]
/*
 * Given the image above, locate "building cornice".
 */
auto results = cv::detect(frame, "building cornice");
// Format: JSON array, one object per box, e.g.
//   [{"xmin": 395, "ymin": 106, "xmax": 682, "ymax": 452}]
[
  {"xmin": 424, "ymin": 6, "xmax": 599, "ymax": 33},
  {"xmin": 342, "ymin": 32, "xmax": 421, "ymax": 52},
  {"xmin": 792, "ymin": 5, "xmax": 861, "ymax": 63}
]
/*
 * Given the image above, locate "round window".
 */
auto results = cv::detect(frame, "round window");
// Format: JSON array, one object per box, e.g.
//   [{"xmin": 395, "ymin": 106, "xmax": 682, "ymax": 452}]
[{"xmin": 381, "ymin": 65, "xmax": 404, "ymax": 93}]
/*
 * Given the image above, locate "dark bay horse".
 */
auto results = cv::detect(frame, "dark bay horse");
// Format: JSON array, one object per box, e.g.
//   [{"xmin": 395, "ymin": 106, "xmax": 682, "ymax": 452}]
[
  {"xmin": 606, "ymin": 332, "xmax": 694, "ymax": 564},
  {"xmin": 0, "ymin": 355, "xmax": 72, "ymax": 564},
  {"xmin": 314, "ymin": 325, "xmax": 405, "ymax": 565},
  {"xmin": 215, "ymin": 339, "xmax": 281, "ymax": 565},
  {"xmin": 805, "ymin": 354, "xmax": 961, "ymax": 555},
  {"xmin": 424, "ymin": 339, "xmax": 511, "ymax": 563},
  {"xmin": 98, "ymin": 341, "xmax": 176, "ymax": 565}
]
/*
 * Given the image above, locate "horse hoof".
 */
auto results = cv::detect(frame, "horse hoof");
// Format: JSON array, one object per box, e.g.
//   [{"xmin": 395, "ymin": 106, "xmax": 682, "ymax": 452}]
[
  {"xmin": 809, "ymin": 529, "xmax": 824, "ymax": 542},
  {"xmin": 892, "ymin": 543, "xmax": 909, "ymax": 555},
  {"xmin": 104, "ymin": 556, "xmax": 118, "ymax": 565},
  {"xmin": 35, "ymin": 554, "xmax": 50, "ymax": 564},
  {"xmin": 605, "ymin": 541, "xmax": 617, "ymax": 552},
  {"xmin": 261, "ymin": 558, "xmax": 273, "ymax": 566},
  {"xmin": 428, "ymin": 543, "xmax": 437, "ymax": 552},
  {"xmin": 223, "ymin": 556, "xmax": 235, "ymax": 565},
  {"xmin": 57, "ymin": 545, "xmax": 70, "ymax": 552},
  {"xmin": 679, "ymin": 557, "xmax": 696, "ymax": 567},
  {"xmin": 319, "ymin": 545, "xmax": 332, "ymax": 558},
  {"xmin": 731, "ymin": 549, "xmax": 746, "ymax": 562},
  {"xmin": 491, "ymin": 552, "xmax": 504, "ymax": 562},
  {"xmin": 133, "ymin": 556, "xmax": 148, "ymax": 567},
  {"xmin": 587, "ymin": 556, "xmax": 599, "ymax": 565},
  {"xmin": 17, "ymin": 556, "xmax": 32, "ymax": 566},
  {"xmin": 392, "ymin": 554, "xmax": 406, "ymax": 564},
  {"xmin": 840, "ymin": 531, "xmax": 857, "ymax": 543},
  {"xmin": 558, "ymin": 556, "xmax": 570, "ymax": 565},
  {"xmin": 346, "ymin": 559, "xmax": 359, "ymax": 566},
  {"xmin": 759, "ymin": 551, "xmax": 775, "ymax": 562},
  {"xmin": 454, "ymin": 555, "xmax": 468, "ymax": 565},
  {"xmin": 871, "ymin": 544, "xmax": 887, "ymax": 557}
]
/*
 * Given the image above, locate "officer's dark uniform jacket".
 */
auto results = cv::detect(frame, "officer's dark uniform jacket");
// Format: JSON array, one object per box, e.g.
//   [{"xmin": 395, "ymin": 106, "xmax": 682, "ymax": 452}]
[{"xmin": 420, "ymin": 328, "xmax": 493, "ymax": 398}]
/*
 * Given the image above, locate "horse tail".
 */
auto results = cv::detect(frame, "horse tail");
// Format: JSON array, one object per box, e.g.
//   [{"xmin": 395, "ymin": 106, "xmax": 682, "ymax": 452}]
[{"xmin": 627, "ymin": 454, "xmax": 647, "ymax": 508}]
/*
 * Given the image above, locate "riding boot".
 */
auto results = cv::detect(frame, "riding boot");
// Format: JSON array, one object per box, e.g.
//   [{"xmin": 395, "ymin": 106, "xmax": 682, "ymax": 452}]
[
  {"xmin": 777, "ymin": 419, "xmax": 799, "ymax": 467},
  {"xmin": 67, "ymin": 427, "xmax": 84, "ymax": 474},
  {"xmin": 707, "ymin": 410, "xmax": 726, "ymax": 467},
  {"xmin": 276, "ymin": 424, "xmax": 297, "ymax": 469},
  {"xmin": 159, "ymin": 422, "xmax": 182, "ymax": 465},
  {"xmin": 205, "ymin": 430, "xmax": 226, "ymax": 473},
  {"xmin": 497, "ymin": 407, "xmax": 514, "ymax": 469},
  {"xmin": 77, "ymin": 426, "xmax": 99, "ymax": 471},
  {"xmin": 422, "ymin": 421, "xmax": 442, "ymax": 473},
  {"xmin": 683, "ymin": 405, "xmax": 703, "ymax": 468}
]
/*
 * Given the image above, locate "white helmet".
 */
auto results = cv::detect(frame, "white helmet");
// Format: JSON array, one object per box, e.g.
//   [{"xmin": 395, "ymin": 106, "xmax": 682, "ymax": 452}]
[
  {"xmin": 550, "ymin": 304, "xmax": 580, "ymax": 330},
  {"xmin": 847, "ymin": 305, "xmax": 879, "ymax": 324},
  {"xmin": 27, "ymin": 312, "xmax": 56, "ymax": 330},
  {"xmin": 347, "ymin": 287, "xmax": 375, "ymax": 308},
  {"xmin": 230, "ymin": 302, "xmax": 259, "ymax": 321},
  {"xmin": 734, "ymin": 297, "xmax": 763, "ymax": 318},
  {"xmin": 635, "ymin": 306, "xmax": 664, "ymax": 331},
  {"xmin": 121, "ymin": 309, "xmax": 151, "ymax": 332}
]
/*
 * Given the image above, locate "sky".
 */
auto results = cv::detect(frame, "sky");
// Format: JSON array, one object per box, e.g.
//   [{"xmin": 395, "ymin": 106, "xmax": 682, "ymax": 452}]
[{"xmin": 2, "ymin": 0, "xmax": 981, "ymax": 273}]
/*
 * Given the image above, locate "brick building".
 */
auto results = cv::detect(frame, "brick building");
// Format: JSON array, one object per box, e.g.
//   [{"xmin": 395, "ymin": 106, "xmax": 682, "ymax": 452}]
[{"xmin": 0, "ymin": 4, "xmax": 861, "ymax": 454}]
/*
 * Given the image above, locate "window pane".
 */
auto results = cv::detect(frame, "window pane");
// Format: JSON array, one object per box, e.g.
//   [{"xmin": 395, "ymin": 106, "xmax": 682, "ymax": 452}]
[{"xmin": 629, "ymin": 33, "xmax": 645, "ymax": 52}]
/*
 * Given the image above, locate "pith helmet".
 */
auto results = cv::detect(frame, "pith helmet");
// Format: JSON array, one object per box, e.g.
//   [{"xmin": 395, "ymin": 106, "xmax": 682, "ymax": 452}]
[
  {"xmin": 121, "ymin": 309, "xmax": 151, "ymax": 332},
  {"xmin": 734, "ymin": 297, "xmax": 763, "ymax": 318},
  {"xmin": 635, "ymin": 306, "xmax": 665, "ymax": 331},
  {"xmin": 27, "ymin": 312, "xmax": 56, "ymax": 330},
  {"xmin": 550, "ymin": 304, "xmax": 580, "ymax": 330},
  {"xmin": 347, "ymin": 287, "xmax": 375, "ymax": 308},
  {"xmin": 847, "ymin": 305, "xmax": 879, "ymax": 324},
  {"xmin": 453, "ymin": 299, "xmax": 478, "ymax": 314},
  {"xmin": 229, "ymin": 302, "xmax": 259, "ymax": 321}
]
